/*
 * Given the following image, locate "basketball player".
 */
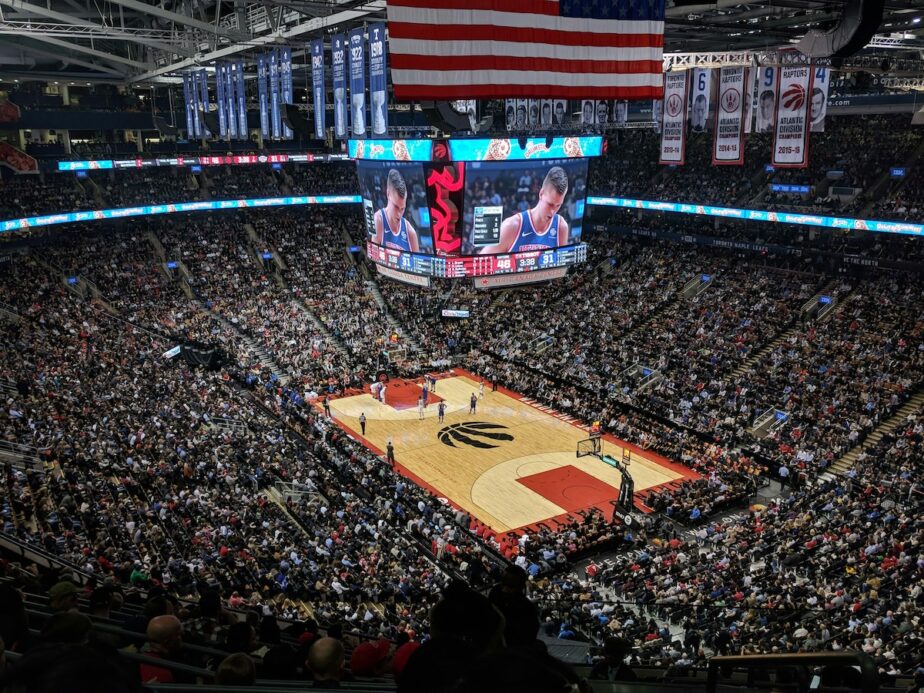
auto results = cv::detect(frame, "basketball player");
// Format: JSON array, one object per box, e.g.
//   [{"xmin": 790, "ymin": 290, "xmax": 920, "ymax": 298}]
[
  {"xmin": 437, "ymin": 400, "xmax": 446, "ymax": 423},
  {"xmin": 417, "ymin": 396, "xmax": 425, "ymax": 420},
  {"xmin": 359, "ymin": 412, "xmax": 366, "ymax": 435},
  {"xmin": 477, "ymin": 167, "xmax": 570, "ymax": 254},
  {"xmin": 469, "ymin": 393, "xmax": 477, "ymax": 414},
  {"xmin": 373, "ymin": 168, "xmax": 420, "ymax": 252},
  {"xmin": 479, "ymin": 380, "xmax": 485, "ymax": 399}
]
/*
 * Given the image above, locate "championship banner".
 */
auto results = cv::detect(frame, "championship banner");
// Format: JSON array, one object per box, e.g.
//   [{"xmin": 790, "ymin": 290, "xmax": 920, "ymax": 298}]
[
  {"xmin": 348, "ymin": 27, "xmax": 366, "ymax": 137},
  {"xmin": 281, "ymin": 47, "xmax": 293, "ymax": 139},
  {"xmin": 368, "ymin": 22, "xmax": 388, "ymax": 136},
  {"xmin": 712, "ymin": 66, "xmax": 745, "ymax": 165},
  {"xmin": 257, "ymin": 54, "xmax": 269, "ymax": 138},
  {"xmin": 182, "ymin": 73, "xmax": 195, "ymax": 138},
  {"xmin": 191, "ymin": 71, "xmax": 203, "ymax": 138},
  {"xmin": 235, "ymin": 60, "xmax": 247, "ymax": 139},
  {"xmin": 755, "ymin": 66, "xmax": 778, "ymax": 134},
  {"xmin": 216, "ymin": 64, "xmax": 227, "ymax": 138},
  {"xmin": 311, "ymin": 39, "xmax": 326, "ymax": 140},
  {"xmin": 772, "ymin": 64, "xmax": 813, "ymax": 168},
  {"xmin": 690, "ymin": 68, "xmax": 711, "ymax": 133},
  {"xmin": 332, "ymin": 34, "xmax": 348, "ymax": 138},
  {"xmin": 810, "ymin": 67, "xmax": 830, "ymax": 132},
  {"xmin": 659, "ymin": 71, "xmax": 688, "ymax": 165},
  {"xmin": 197, "ymin": 69, "xmax": 210, "ymax": 137},
  {"xmin": 225, "ymin": 63, "xmax": 237, "ymax": 139},
  {"xmin": 269, "ymin": 49, "xmax": 281, "ymax": 139}
]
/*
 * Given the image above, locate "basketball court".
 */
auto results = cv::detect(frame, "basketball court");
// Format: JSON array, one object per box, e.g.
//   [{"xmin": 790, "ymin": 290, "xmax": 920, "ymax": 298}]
[{"xmin": 327, "ymin": 370, "xmax": 698, "ymax": 534}]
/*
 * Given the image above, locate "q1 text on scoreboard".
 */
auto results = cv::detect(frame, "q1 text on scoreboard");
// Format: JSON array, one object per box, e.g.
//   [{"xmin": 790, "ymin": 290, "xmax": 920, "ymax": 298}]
[{"xmin": 351, "ymin": 136, "xmax": 601, "ymax": 287}]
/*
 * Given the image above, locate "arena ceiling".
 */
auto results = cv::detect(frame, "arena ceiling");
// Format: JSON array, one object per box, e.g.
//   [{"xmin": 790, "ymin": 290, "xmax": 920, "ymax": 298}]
[{"xmin": 0, "ymin": 0, "xmax": 922, "ymax": 84}]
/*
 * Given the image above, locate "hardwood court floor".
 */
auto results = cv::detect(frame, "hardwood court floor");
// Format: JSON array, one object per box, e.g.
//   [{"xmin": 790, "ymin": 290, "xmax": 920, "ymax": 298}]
[{"xmin": 329, "ymin": 372, "xmax": 696, "ymax": 534}]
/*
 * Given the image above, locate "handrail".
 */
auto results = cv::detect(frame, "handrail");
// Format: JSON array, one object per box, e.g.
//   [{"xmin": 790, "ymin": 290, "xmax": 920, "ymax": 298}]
[{"xmin": 707, "ymin": 651, "xmax": 878, "ymax": 693}]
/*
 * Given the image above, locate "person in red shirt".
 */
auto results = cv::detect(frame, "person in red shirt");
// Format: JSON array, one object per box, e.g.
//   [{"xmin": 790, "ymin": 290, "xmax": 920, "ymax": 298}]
[{"xmin": 139, "ymin": 615, "xmax": 183, "ymax": 684}]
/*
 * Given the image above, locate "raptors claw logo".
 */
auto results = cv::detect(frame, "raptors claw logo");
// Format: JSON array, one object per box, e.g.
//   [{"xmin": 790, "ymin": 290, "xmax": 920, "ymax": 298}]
[
  {"xmin": 781, "ymin": 84, "xmax": 806, "ymax": 111},
  {"xmin": 437, "ymin": 422, "xmax": 514, "ymax": 449}
]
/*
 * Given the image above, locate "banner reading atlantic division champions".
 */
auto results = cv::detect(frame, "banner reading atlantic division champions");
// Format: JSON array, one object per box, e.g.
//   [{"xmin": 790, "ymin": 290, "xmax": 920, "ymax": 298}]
[
  {"xmin": 368, "ymin": 22, "xmax": 388, "ymax": 137},
  {"xmin": 332, "ymin": 34, "xmax": 348, "ymax": 138},
  {"xmin": 311, "ymin": 39, "xmax": 326, "ymax": 140},
  {"xmin": 197, "ymin": 69, "xmax": 210, "ymax": 138},
  {"xmin": 712, "ymin": 66, "xmax": 745, "ymax": 165},
  {"xmin": 348, "ymin": 27, "xmax": 366, "ymax": 137},
  {"xmin": 659, "ymin": 71, "xmax": 688, "ymax": 165},
  {"xmin": 772, "ymin": 64, "xmax": 813, "ymax": 168}
]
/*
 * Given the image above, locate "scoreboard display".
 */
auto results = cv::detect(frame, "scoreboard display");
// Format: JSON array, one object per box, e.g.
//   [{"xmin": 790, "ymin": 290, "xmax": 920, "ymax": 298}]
[
  {"xmin": 366, "ymin": 241, "xmax": 587, "ymax": 279},
  {"xmin": 354, "ymin": 136, "xmax": 599, "ymax": 285}
]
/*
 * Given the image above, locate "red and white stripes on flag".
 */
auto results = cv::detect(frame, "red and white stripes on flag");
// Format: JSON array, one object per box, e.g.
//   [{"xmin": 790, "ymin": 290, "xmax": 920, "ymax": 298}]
[
  {"xmin": 712, "ymin": 67, "xmax": 746, "ymax": 165},
  {"xmin": 385, "ymin": 0, "xmax": 665, "ymax": 100},
  {"xmin": 772, "ymin": 65, "xmax": 813, "ymax": 168},
  {"xmin": 659, "ymin": 71, "xmax": 688, "ymax": 165}
]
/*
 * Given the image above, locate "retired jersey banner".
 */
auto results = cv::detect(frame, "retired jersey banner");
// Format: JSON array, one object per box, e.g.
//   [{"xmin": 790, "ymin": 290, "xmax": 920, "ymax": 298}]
[
  {"xmin": 810, "ymin": 66, "xmax": 830, "ymax": 132},
  {"xmin": 772, "ymin": 65, "xmax": 813, "ymax": 168},
  {"xmin": 281, "ymin": 47, "xmax": 293, "ymax": 139},
  {"xmin": 332, "ymin": 34, "xmax": 348, "ymax": 138},
  {"xmin": 713, "ymin": 67, "xmax": 745, "ymax": 165},
  {"xmin": 369, "ymin": 22, "xmax": 388, "ymax": 136},
  {"xmin": 216, "ymin": 64, "xmax": 227, "ymax": 138},
  {"xmin": 311, "ymin": 39, "xmax": 326, "ymax": 140},
  {"xmin": 257, "ymin": 54, "xmax": 269, "ymax": 138},
  {"xmin": 755, "ymin": 66, "xmax": 777, "ymax": 134},
  {"xmin": 348, "ymin": 27, "xmax": 366, "ymax": 137},
  {"xmin": 659, "ymin": 71, "xmax": 688, "ymax": 165},
  {"xmin": 690, "ymin": 68, "xmax": 711, "ymax": 133}
]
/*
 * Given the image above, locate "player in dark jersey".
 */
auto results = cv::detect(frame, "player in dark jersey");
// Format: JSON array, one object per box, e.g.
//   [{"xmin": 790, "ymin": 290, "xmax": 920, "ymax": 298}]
[
  {"xmin": 373, "ymin": 168, "xmax": 420, "ymax": 252},
  {"xmin": 477, "ymin": 166, "xmax": 570, "ymax": 254}
]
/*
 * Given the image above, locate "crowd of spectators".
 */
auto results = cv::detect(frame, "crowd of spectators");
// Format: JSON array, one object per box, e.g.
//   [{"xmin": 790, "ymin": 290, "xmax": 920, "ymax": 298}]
[{"xmin": 1, "ymin": 144, "xmax": 923, "ymax": 687}]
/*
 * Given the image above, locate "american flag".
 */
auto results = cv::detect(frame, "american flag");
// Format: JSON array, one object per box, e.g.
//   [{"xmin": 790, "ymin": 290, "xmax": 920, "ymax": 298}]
[{"xmin": 386, "ymin": 0, "xmax": 665, "ymax": 100}]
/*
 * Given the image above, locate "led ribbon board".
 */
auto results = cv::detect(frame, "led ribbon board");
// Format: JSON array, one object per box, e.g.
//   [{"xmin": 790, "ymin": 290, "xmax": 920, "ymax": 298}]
[
  {"xmin": 587, "ymin": 196, "xmax": 924, "ymax": 237},
  {"xmin": 0, "ymin": 195, "xmax": 362, "ymax": 234}
]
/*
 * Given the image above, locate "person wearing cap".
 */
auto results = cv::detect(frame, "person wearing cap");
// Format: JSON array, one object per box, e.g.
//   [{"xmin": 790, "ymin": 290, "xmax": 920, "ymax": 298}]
[
  {"xmin": 350, "ymin": 638, "xmax": 391, "ymax": 677},
  {"xmin": 48, "ymin": 581, "xmax": 79, "ymax": 613}
]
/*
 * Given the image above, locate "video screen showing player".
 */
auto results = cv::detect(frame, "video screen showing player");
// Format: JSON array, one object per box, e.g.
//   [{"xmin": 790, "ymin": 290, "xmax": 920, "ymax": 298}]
[
  {"xmin": 462, "ymin": 158, "xmax": 588, "ymax": 256},
  {"xmin": 356, "ymin": 161, "xmax": 434, "ymax": 254}
]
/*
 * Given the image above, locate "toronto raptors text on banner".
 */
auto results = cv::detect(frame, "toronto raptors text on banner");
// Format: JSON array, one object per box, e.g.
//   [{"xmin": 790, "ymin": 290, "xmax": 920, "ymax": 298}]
[
  {"xmin": 772, "ymin": 65, "xmax": 813, "ymax": 168},
  {"xmin": 713, "ymin": 66, "xmax": 745, "ymax": 165},
  {"xmin": 659, "ymin": 72, "xmax": 688, "ymax": 165}
]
